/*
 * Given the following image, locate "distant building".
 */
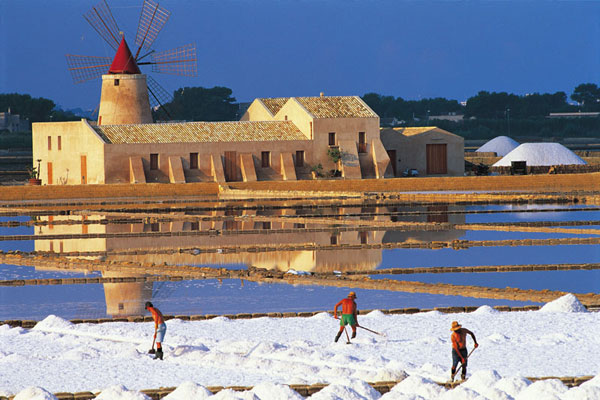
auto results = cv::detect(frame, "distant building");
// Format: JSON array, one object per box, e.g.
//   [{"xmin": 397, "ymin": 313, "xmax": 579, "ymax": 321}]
[
  {"xmin": 0, "ymin": 108, "xmax": 30, "ymax": 132},
  {"xmin": 429, "ymin": 113, "xmax": 464, "ymax": 122},
  {"xmin": 547, "ymin": 112, "xmax": 600, "ymax": 119}
]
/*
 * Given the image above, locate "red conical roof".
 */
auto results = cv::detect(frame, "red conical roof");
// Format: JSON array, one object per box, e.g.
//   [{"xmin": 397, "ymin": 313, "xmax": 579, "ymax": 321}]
[{"xmin": 109, "ymin": 37, "xmax": 141, "ymax": 74}]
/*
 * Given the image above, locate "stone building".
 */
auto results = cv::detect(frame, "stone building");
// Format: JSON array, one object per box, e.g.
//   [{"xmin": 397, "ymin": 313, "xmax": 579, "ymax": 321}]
[
  {"xmin": 0, "ymin": 108, "xmax": 29, "ymax": 132},
  {"xmin": 380, "ymin": 127, "xmax": 464, "ymax": 177}
]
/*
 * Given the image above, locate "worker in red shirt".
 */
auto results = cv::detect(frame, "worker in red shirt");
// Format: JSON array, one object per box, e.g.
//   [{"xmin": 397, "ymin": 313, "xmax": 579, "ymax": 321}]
[
  {"xmin": 333, "ymin": 291, "xmax": 359, "ymax": 342},
  {"xmin": 450, "ymin": 321, "xmax": 478, "ymax": 381},
  {"xmin": 145, "ymin": 301, "xmax": 166, "ymax": 360}
]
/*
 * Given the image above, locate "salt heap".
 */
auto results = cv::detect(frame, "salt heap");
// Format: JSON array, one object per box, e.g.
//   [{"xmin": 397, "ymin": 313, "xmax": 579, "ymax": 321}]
[
  {"xmin": 493, "ymin": 143, "xmax": 586, "ymax": 167},
  {"xmin": 539, "ymin": 293, "xmax": 588, "ymax": 313},
  {"xmin": 476, "ymin": 136, "xmax": 519, "ymax": 156}
]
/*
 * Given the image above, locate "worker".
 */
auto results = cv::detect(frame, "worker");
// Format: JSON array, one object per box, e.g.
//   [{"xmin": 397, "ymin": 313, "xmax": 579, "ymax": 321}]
[
  {"xmin": 145, "ymin": 301, "xmax": 166, "ymax": 360},
  {"xmin": 450, "ymin": 321, "xmax": 478, "ymax": 381},
  {"xmin": 333, "ymin": 291, "xmax": 359, "ymax": 342}
]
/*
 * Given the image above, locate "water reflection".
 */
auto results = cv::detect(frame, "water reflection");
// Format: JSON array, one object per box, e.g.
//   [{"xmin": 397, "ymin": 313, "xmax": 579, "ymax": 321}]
[{"xmin": 29, "ymin": 206, "xmax": 466, "ymax": 317}]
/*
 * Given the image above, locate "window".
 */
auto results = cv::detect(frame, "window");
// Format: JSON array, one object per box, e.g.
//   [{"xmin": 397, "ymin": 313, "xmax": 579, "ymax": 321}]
[
  {"xmin": 262, "ymin": 221, "xmax": 271, "ymax": 230},
  {"xmin": 47, "ymin": 136, "xmax": 52, "ymax": 150},
  {"xmin": 295, "ymin": 150, "xmax": 304, "ymax": 167},
  {"xmin": 150, "ymin": 154, "xmax": 159, "ymax": 170},
  {"xmin": 284, "ymin": 115, "xmax": 288, "ymax": 120},
  {"xmin": 261, "ymin": 151, "xmax": 271, "ymax": 168},
  {"xmin": 58, "ymin": 136, "xmax": 62, "ymax": 151},
  {"xmin": 114, "ymin": 79, "xmax": 120, "ymax": 86},
  {"xmin": 191, "ymin": 222, "xmax": 199, "ymax": 231},
  {"xmin": 190, "ymin": 153, "xmax": 198, "ymax": 169},
  {"xmin": 151, "ymin": 222, "xmax": 160, "ymax": 232},
  {"xmin": 330, "ymin": 234, "xmax": 338, "ymax": 245},
  {"xmin": 328, "ymin": 132, "xmax": 336, "ymax": 146}
]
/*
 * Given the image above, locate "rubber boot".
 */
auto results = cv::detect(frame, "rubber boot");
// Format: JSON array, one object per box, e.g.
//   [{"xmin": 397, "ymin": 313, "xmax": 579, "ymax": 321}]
[
  {"xmin": 154, "ymin": 348, "xmax": 163, "ymax": 360},
  {"xmin": 351, "ymin": 331, "xmax": 356, "ymax": 339},
  {"xmin": 450, "ymin": 368, "xmax": 456, "ymax": 382},
  {"xmin": 334, "ymin": 331, "xmax": 342, "ymax": 343}
]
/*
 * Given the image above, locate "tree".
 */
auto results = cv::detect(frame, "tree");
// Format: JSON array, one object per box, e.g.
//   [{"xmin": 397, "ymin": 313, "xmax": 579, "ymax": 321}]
[
  {"xmin": 571, "ymin": 83, "xmax": 600, "ymax": 111},
  {"xmin": 0, "ymin": 93, "xmax": 56, "ymax": 124},
  {"xmin": 163, "ymin": 86, "xmax": 238, "ymax": 121}
]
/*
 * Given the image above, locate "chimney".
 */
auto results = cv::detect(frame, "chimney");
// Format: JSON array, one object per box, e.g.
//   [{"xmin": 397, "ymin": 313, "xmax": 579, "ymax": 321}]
[{"xmin": 320, "ymin": 92, "xmax": 324, "ymax": 97}]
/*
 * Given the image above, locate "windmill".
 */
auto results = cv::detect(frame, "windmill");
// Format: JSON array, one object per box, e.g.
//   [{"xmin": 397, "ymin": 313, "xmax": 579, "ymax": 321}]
[{"xmin": 66, "ymin": 0, "xmax": 197, "ymax": 125}]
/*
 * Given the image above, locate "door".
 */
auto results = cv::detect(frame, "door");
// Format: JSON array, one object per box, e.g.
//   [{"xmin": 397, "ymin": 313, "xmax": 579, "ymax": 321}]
[
  {"xmin": 386, "ymin": 149, "xmax": 397, "ymax": 176},
  {"xmin": 224, "ymin": 151, "xmax": 238, "ymax": 181},
  {"xmin": 80, "ymin": 155, "xmax": 87, "ymax": 184},
  {"xmin": 426, "ymin": 144, "xmax": 447, "ymax": 174},
  {"xmin": 47, "ymin": 162, "xmax": 53, "ymax": 185},
  {"xmin": 358, "ymin": 132, "xmax": 367, "ymax": 153}
]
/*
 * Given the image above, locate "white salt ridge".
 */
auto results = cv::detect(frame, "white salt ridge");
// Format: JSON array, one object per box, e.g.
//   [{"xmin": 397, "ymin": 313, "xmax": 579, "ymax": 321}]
[
  {"xmin": 514, "ymin": 379, "xmax": 567, "ymax": 400},
  {"xmin": 493, "ymin": 143, "xmax": 586, "ymax": 167},
  {"xmin": 13, "ymin": 387, "xmax": 57, "ymax": 400},
  {"xmin": 32, "ymin": 315, "xmax": 73, "ymax": 330},
  {"xmin": 162, "ymin": 381, "xmax": 213, "ymax": 399},
  {"xmin": 539, "ymin": 293, "xmax": 588, "ymax": 313},
  {"xmin": 94, "ymin": 385, "xmax": 151, "ymax": 400},
  {"xmin": 472, "ymin": 305, "xmax": 499, "ymax": 315},
  {"xmin": 476, "ymin": 136, "xmax": 520, "ymax": 156}
]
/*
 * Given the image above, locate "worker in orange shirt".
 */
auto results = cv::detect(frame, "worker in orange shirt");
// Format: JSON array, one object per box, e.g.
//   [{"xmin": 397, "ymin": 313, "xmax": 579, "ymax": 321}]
[
  {"xmin": 333, "ymin": 291, "xmax": 359, "ymax": 342},
  {"xmin": 450, "ymin": 321, "xmax": 478, "ymax": 381},
  {"xmin": 145, "ymin": 301, "xmax": 166, "ymax": 360}
]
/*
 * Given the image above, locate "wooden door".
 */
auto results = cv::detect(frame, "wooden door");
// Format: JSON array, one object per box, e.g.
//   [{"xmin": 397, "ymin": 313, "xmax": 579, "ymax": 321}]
[
  {"xmin": 426, "ymin": 144, "xmax": 447, "ymax": 174},
  {"xmin": 47, "ymin": 162, "xmax": 53, "ymax": 185},
  {"xmin": 358, "ymin": 132, "xmax": 367, "ymax": 153},
  {"xmin": 80, "ymin": 155, "xmax": 87, "ymax": 184},
  {"xmin": 386, "ymin": 149, "xmax": 397, "ymax": 176},
  {"xmin": 224, "ymin": 151, "xmax": 238, "ymax": 181}
]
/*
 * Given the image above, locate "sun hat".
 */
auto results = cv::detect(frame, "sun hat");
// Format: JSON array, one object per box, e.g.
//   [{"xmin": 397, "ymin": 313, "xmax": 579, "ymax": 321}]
[
  {"xmin": 348, "ymin": 291, "xmax": 357, "ymax": 298},
  {"xmin": 450, "ymin": 321, "xmax": 462, "ymax": 331}
]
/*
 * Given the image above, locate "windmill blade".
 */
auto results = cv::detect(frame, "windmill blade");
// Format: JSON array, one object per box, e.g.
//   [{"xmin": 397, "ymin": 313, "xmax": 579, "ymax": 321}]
[
  {"xmin": 134, "ymin": 0, "xmax": 170, "ymax": 58},
  {"xmin": 83, "ymin": 0, "xmax": 121, "ymax": 50},
  {"xmin": 66, "ymin": 54, "xmax": 112, "ymax": 83},
  {"xmin": 146, "ymin": 75, "xmax": 173, "ymax": 120},
  {"xmin": 142, "ymin": 43, "xmax": 197, "ymax": 76}
]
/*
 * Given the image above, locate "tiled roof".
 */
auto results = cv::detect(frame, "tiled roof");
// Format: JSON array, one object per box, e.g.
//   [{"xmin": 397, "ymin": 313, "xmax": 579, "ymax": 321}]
[
  {"xmin": 295, "ymin": 96, "xmax": 377, "ymax": 118},
  {"xmin": 259, "ymin": 98, "xmax": 289, "ymax": 115},
  {"xmin": 94, "ymin": 121, "xmax": 308, "ymax": 144},
  {"xmin": 393, "ymin": 127, "xmax": 437, "ymax": 136}
]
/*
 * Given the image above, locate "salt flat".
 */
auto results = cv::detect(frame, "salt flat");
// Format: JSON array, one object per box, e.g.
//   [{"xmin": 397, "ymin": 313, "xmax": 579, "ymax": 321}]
[{"xmin": 1, "ymin": 294, "xmax": 599, "ymax": 399}]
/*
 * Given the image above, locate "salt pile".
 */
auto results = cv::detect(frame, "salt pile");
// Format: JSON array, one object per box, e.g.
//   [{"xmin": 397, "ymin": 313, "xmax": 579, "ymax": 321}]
[
  {"xmin": 493, "ymin": 143, "xmax": 586, "ymax": 167},
  {"xmin": 476, "ymin": 136, "xmax": 519, "ymax": 156},
  {"xmin": 13, "ymin": 387, "xmax": 57, "ymax": 400},
  {"xmin": 539, "ymin": 293, "xmax": 588, "ymax": 313}
]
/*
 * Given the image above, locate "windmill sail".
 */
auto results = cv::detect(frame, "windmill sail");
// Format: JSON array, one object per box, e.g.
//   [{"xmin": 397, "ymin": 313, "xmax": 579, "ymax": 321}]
[
  {"xmin": 83, "ymin": 0, "xmax": 121, "ymax": 50},
  {"xmin": 134, "ymin": 0, "xmax": 170, "ymax": 58},
  {"xmin": 146, "ymin": 75, "xmax": 173, "ymax": 120},
  {"xmin": 147, "ymin": 43, "xmax": 197, "ymax": 76},
  {"xmin": 66, "ymin": 54, "xmax": 112, "ymax": 83}
]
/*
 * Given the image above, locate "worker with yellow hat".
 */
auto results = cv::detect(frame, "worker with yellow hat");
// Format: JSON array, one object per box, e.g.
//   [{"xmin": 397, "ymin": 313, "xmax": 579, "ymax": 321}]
[
  {"xmin": 333, "ymin": 291, "xmax": 359, "ymax": 342},
  {"xmin": 450, "ymin": 321, "xmax": 478, "ymax": 381}
]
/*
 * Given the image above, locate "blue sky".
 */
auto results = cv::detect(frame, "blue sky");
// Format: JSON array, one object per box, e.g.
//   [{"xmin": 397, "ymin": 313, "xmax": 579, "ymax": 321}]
[{"xmin": 1, "ymin": 0, "xmax": 599, "ymax": 110}]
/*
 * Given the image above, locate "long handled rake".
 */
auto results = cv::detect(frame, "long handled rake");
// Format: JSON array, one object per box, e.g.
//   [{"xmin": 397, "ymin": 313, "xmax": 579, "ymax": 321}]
[{"xmin": 358, "ymin": 325, "xmax": 386, "ymax": 337}]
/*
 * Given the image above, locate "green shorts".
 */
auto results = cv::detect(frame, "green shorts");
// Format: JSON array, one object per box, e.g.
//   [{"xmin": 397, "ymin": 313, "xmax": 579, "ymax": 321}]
[{"xmin": 339, "ymin": 314, "xmax": 357, "ymax": 327}]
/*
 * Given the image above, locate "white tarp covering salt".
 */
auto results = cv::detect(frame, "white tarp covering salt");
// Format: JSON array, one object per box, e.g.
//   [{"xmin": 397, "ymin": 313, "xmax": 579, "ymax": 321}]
[{"xmin": 476, "ymin": 136, "xmax": 520, "ymax": 156}]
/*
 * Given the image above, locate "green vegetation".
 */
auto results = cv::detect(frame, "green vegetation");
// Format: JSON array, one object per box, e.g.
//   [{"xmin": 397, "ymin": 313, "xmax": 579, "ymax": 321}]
[
  {"xmin": 0, "ymin": 93, "xmax": 79, "ymax": 126},
  {"xmin": 157, "ymin": 86, "xmax": 237, "ymax": 122},
  {"xmin": 362, "ymin": 83, "xmax": 600, "ymax": 139}
]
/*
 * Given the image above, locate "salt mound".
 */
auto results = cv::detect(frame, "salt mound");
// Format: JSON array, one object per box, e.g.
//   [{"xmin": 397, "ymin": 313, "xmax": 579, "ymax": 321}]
[
  {"xmin": 539, "ymin": 294, "xmax": 588, "ymax": 313},
  {"xmin": 14, "ymin": 387, "xmax": 57, "ymax": 400},
  {"xmin": 251, "ymin": 382, "xmax": 304, "ymax": 400},
  {"xmin": 581, "ymin": 374, "xmax": 600, "ymax": 387},
  {"xmin": 477, "ymin": 136, "xmax": 519, "ymax": 156},
  {"xmin": 562, "ymin": 385, "xmax": 600, "ymax": 400},
  {"xmin": 95, "ymin": 384, "xmax": 151, "ymax": 400},
  {"xmin": 210, "ymin": 388, "xmax": 259, "ymax": 399},
  {"xmin": 462, "ymin": 370, "xmax": 502, "ymax": 390},
  {"xmin": 328, "ymin": 378, "xmax": 381, "ymax": 399},
  {"xmin": 493, "ymin": 143, "xmax": 586, "ymax": 167},
  {"xmin": 472, "ymin": 305, "xmax": 499, "ymax": 315},
  {"xmin": 387, "ymin": 375, "xmax": 446, "ymax": 398},
  {"xmin": 307, "ymin": 383, "xmax": 376, "ymax": 400},
  {"xmin": 493, "ymin": 376, "xmax": 531, "ymax": 398},
  {"xmin": 439, "ymin": 385, "xmax": 487, "ymax": 400},
  {"xmin": 365, "ymin": 310, "xmax": 386, "ymax": 318},
  {"xmin": 162, "ymin": 381, "xmax": 212, "ymax": 399},
  {"xmin": 32, "ymin": 315, "xmax": 73, "ymax": 330},
  {"xmin": 514, "ymin": 379, "xmax": 567, "ymax": 400}
]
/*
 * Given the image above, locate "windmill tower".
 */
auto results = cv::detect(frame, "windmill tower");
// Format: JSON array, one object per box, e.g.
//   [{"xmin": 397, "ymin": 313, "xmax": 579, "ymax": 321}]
[{"xmin": 66, "ymin": 0, "xmax": 197, "ymax": 125}]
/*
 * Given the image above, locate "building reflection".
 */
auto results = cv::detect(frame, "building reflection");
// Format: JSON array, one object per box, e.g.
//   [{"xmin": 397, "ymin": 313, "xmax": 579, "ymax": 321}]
[{"xmin": 33, "ymin": 206, "xmax": 465, "ymax": 317}]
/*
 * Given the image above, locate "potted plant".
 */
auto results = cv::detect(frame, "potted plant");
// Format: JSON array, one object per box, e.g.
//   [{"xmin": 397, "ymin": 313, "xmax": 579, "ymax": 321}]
[{"xmin": 28, "ymin": 161, "xmax": 41, "ymax": 185}]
